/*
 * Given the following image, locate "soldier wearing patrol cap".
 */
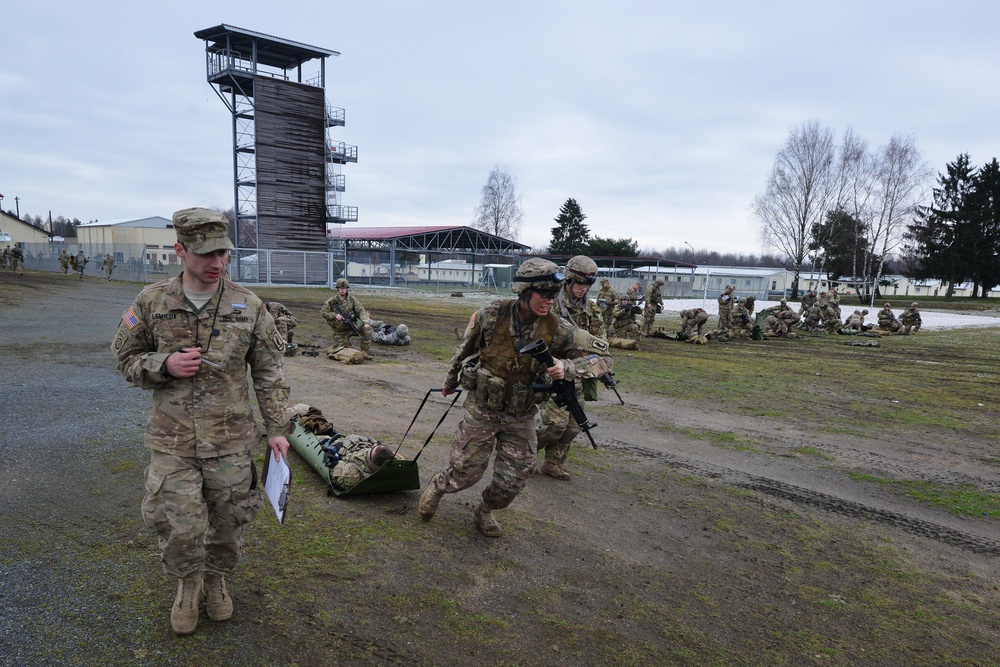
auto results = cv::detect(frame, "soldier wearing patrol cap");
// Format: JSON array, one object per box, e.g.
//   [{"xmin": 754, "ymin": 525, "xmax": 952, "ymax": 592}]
[
  {"xmin": 113, "ymin": 207, "xmax": 293, "ymax": 636},
  {"xmin": 418, "ymin": 258, "xmax": 612, "ymax": 537}
]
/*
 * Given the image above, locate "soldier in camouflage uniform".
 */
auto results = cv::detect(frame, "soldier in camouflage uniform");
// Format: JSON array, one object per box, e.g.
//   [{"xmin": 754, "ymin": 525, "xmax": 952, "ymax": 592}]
[
  {"xmin": 9, "ymin": 245, "xmax": 24, "ymax": 275},
  {"xmin": 717, "ymin": 284, "xmax": 735, "ymax": 331},
  {"xmin": 842, "ymin": 309, "xmax": 869, "ymax": 333},
  {"xmin": 418, "ymin": 258, "xmax": 612, "ymax": 537},
  {"xmin": 900, "ymin": 302, "xmax": 921, "ymax": 334},
  {"xmin": 608, "ymin": 297, "xmax": 641, "ymax": 343},
  {"xmin": 641, "ymin": 277, "xmax": 665, "ymax": 336},
  {"xmin": 266, "ymin": 302, "xmax": 299, "ymax": 354},
  {"xmin": 0, "ymin": 246, "xmax": 7, "ymax": 269},
  {"xmin": 537, "ymin": 256, "xmax": 607, "ymax": 480},
  {"xmin": 680, "ymin": 308, "xmax": 709, "ymax": 337},
  {"xmin": 370, "ymin": 321, "xmax": 411, "ymax": 345},
  {"xmin": 595, "ymin": 277, "xmax": 619, "ymax": 331},
  {"xmin": 113, "ymin": 208, "xmax": 293, "ymax": 636},
  {"xmin": 102, "ymin": 253, "xmax": 115, "ymax": 280},
  {"xmin": 799, "ymin": 289, "xmax": 817, "ymax": 316},
  {"xmin": 58, "ymin": 249, "xmax": 70, "ymax": 274},
  {"xmin": 321, "ymin": 278, "xmax": 374, "ymax": 360},
  {"xmin": 75, "ymin": 250, "xmax": 88, "ymax": 280},
  {"xmin": 878, "ymin": 303, "xmax": 902, "ymax": 333},
  {"xmin": 801, "ymin": 303, "xmax": 822, "ymax": 332},
  {"xmin": 730, "ymin": 298, "xmax": 753, "ymax": 339},
  {"xmin": 827, "ymin": 287, "xmax": 842, "ymax": 321},
  {"xmin": 626, "ymin": 281, "xmax": 641, "ymax": 302}
]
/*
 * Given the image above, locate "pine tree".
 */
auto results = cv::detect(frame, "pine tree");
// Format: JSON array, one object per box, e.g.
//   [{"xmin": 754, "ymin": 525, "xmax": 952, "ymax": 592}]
[{"xmin": 549, "ymin": 198, "xmax": 590, "ymax": 255}]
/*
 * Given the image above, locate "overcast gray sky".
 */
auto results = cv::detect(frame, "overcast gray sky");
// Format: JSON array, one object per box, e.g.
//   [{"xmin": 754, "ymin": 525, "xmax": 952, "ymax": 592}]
[{"xmin": 3, "ymin": 0, "xmax": 999, "ymax": 255}]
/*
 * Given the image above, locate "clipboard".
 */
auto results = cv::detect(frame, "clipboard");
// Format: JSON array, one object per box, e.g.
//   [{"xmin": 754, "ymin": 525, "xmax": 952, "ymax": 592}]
[{"xmin": 261, "ymin": 451, "xmax": 291, "ymax": 523}]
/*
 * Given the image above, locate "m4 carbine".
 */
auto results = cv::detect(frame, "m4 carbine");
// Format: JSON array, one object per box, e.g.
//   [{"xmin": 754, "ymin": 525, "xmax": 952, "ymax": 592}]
[
  {"xmin": 332, "ymin": 301, "xmax": 364, "ymax": 338},
  {"xmin": 520, "ymin": 338, "xmax": 599, "ymax": 449}
]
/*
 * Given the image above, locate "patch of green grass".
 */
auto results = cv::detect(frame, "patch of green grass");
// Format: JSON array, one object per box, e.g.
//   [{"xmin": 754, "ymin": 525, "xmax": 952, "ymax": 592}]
[
  {"xmin": 848, "ymin": 472, "xmax": 1000, "ymax": 517},
  {"xmin": 792, "ymin": 446, "xmax": 835, "ymax": 461}
]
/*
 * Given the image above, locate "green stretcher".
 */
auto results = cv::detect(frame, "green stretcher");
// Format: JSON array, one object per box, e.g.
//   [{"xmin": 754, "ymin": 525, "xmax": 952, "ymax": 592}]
[{"xmin": 287, "ymin": 422, "xmax": 420, "ymax": 497}]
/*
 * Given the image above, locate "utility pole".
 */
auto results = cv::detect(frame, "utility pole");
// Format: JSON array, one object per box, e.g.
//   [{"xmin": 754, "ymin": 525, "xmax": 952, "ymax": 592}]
[{"xmin": 15, "ymin": 197, "xmax": 20, "ymax": 219}]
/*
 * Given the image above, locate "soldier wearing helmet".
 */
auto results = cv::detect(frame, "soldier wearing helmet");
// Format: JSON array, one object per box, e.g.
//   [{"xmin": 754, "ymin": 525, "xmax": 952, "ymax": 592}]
[
  {"xmin": 536, "ymin": 256, "xmax": 608, "ymax": 480},
  {"xmin": 640, "ymin": 277, "xmax": 665, "ymax": 336},
  {"xmin": 418, "ymin": 258, "xmax": 612, "ymax": 537},
  {"xmin": 899, "ymin": 301, "xmax": 921, "ymax": 335},
  {"xmin": 878, "ymin": 303, "xmax": 902, "ymax": 333},
  {"xmin": 321, "ymin": 278, "xmax": 374, "ymax": 360},
  {"xmin": 595, "ymin": 275, "xmax": 620, "ymax": 331},
  {"xmin": 717, "ymin": 284, "xmax": 735, "ymax": 331}
]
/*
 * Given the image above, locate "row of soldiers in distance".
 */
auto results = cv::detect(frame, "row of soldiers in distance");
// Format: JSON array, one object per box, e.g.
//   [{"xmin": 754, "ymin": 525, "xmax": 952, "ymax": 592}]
[
  {"xmin": 0, "ymin": 246, "xmax": 116, "ymax": 280},
  {"xmin": 592, "ymin": 278, "xmax": 923, "ymax": 341},
  {"xmin": 673, "ymin": 285, "xmax": 923, "ymax": 340}
]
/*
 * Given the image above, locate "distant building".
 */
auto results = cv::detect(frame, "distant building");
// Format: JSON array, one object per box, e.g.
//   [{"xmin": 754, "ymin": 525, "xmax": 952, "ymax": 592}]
[
  {"xmin": 76, "ymin": 216, "xmax": 177, "ymax": 267},
  {"xmin": 0, "ymin": 210, "xmax": 51, "ymax": 246}
]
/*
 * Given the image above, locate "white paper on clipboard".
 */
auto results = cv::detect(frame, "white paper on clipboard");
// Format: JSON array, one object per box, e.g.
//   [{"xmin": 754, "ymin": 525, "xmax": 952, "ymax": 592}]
[{"xmin": 262, "ymin": 453, "xmax": 291, "ymax": 523}]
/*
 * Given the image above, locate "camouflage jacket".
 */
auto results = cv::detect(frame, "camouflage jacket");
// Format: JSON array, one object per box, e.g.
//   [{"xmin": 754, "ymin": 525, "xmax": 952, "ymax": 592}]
[
  {"xmin": 113, "ymin": 275, "xmax": 292, "ymax": 458},
  {"xmin": 444, "ymin": 299, "xmax": 611, "ymax": 392},
  {"xmin": 878, "ymin": 309, "xmax": 898, "ymax": 326},
  {"xmin": 596, "ymin": 286, "xmax": 619, "ymax": 310},
  {"xmin": 321, "ymin": 293, "xmax": 370, "ymax": 331},
  {"xmin": 555, "ymin": 286, "xmax": 606, "ymax": 338},
  {"xmin": 900, "ymin": 308, "xmax": 921, "ymax": 324},
  {"xmin": 644, "ymin": 284, "xmax": 663, "ymax": 311}
]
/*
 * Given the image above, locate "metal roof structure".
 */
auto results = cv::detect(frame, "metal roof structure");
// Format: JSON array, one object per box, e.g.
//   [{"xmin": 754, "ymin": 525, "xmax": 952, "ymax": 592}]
[
  {"xmin": 327, "ymin": 225, "xmax": 531, "ymax": 254},
  {"xmin": 193, "ymin": 24, "xmax": 339, "ymax": 69}
]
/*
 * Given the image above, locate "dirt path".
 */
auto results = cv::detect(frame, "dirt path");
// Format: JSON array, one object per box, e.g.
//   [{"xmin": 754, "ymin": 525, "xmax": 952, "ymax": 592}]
[{"xmin": 1, "ymin": 270, "xmax": 997, "ymax": 667}]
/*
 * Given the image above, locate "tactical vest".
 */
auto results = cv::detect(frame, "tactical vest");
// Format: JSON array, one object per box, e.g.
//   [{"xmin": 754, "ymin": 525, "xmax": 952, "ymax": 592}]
[{"xmin": 477, "ymin": 300, "xmax": 559, "ymax": 412}]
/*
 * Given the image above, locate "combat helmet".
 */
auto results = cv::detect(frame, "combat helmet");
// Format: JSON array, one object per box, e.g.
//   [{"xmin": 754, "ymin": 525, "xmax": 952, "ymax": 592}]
[
  {"xmin": 336, "ymin": 278, "xmax": 350, "ymax": 289},
  {"xmin": 395, "ymin": 324, "xmax": 409, "ymax": 337},
  {"xmin": 565, "ymin": 255, "xmax": 599, "ymax": 285},
  {"xmin": 512, "ymin": 258, "xmax": 564, "ymax": 295}
]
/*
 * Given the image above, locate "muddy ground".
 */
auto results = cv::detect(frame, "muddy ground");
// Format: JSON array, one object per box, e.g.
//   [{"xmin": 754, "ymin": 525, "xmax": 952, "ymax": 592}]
[{"xmin": 0, "ymin": 270, "xmax": 997, "ymax": 667}]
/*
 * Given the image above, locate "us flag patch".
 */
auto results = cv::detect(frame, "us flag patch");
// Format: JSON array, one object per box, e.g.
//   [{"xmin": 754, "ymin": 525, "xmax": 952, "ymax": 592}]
[{"xmin": 122, "ymin": 308, "xmax": 140, "ymax": 329}]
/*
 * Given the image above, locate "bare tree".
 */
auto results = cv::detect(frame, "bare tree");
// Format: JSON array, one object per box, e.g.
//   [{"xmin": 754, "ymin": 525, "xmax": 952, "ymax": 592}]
[
  {"xmin": 472, "ymin": 165, "xmax": 524, "ymax": 241},
  {"xmin": 751, "ymin": 120, "xmax": 838, "ymax": 297},
  {"xmin": 832, "ymin": 128, "xmax": 876, "ymax": 281},
  {"xmin": 864, "ymin": 133, "xmax": 931, "ymax": 306}
]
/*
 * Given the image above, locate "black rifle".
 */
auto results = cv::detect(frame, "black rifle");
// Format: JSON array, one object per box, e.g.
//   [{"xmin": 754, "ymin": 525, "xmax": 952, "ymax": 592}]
[
  {"xmin": 599, "ymin": 372, "xmax": 625, "ymax": 405},
  {"xmin": 520, "ymin": 339, "xmax": 599, "ymax": 449},
  {"xmin": 331, "ymin": 301, "xmax": 363, "ymax": 338}
]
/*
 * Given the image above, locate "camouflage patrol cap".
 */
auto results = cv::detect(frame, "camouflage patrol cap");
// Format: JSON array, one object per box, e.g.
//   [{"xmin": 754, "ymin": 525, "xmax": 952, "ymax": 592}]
[{"xmin": 173, "ymin": 207, "xmax": 234, "ymax": 254}]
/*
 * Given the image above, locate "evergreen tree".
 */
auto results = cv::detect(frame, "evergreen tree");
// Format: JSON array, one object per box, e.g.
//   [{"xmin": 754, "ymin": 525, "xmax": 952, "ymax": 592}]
[
  {"xmin": 549, "ymin": 198, "xmax": 590, "ymax": 255},
  {"xmin": 906, "ymin": 154, "xmax": 978, "ymax": 297},
  {"xmin": 587, "ymin": 236, "xmax": 639, "ymax": 257},
  {"xmin": 968, "ymin": 158, "xmax": 1000, "ymax": 296}
]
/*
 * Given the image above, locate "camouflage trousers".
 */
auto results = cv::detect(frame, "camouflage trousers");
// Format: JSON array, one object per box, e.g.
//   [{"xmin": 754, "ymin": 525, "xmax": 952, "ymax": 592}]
[
  {"xmin": 640, "ymin": 308, "xmax": 657, "ymax": 335},
  {"xmin": 329, "ymin": 323, "xmax": 372, "ymax": 352},
  {"xmin": 142, "ymin": 449, "xmax": 262, "ymax": 579},
  {"xmin": 536, "ymin": 399, "xmax": 580, "ymax": 464},
  {"xmin": 11, "ymin": 259, "xmax": 23, "ymax": 275},
  {"xmin": 718, "ymin": 308, "xmax": 732, "ymax": 330},
  {"xmin": 436, "ymin": 396, "xmax": 538, "ymax": 510}
]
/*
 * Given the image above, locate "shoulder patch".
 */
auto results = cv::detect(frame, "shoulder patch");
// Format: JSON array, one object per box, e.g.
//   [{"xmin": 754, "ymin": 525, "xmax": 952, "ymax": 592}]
[
  {"xmin": 122, "ymin": 308, "xmax": 140, "ymax": 330},
  {"xmin": 269, "ymin": 325, "xmax": 287, "ymax": 351}
]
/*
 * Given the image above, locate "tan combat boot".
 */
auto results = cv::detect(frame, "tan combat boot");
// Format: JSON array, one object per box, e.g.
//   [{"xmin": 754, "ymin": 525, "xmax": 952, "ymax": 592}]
[
  {"xmin": 474, "ymin": 504, "xmax": 502, "ymax": 538},
  {"xmin": 418, "ymin": 473, "xmax": 445, "ymax": 520},
  {"xmin": 204, "ymin": 573, "xmax": 233, "ymax": 622},
  {"xmin": 540, "ymin": 460, "xmax": 571, "ymax": 481},
  {"xmin": 170, "ymin": 574, "xmax": 203, "ymax": 635}
]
